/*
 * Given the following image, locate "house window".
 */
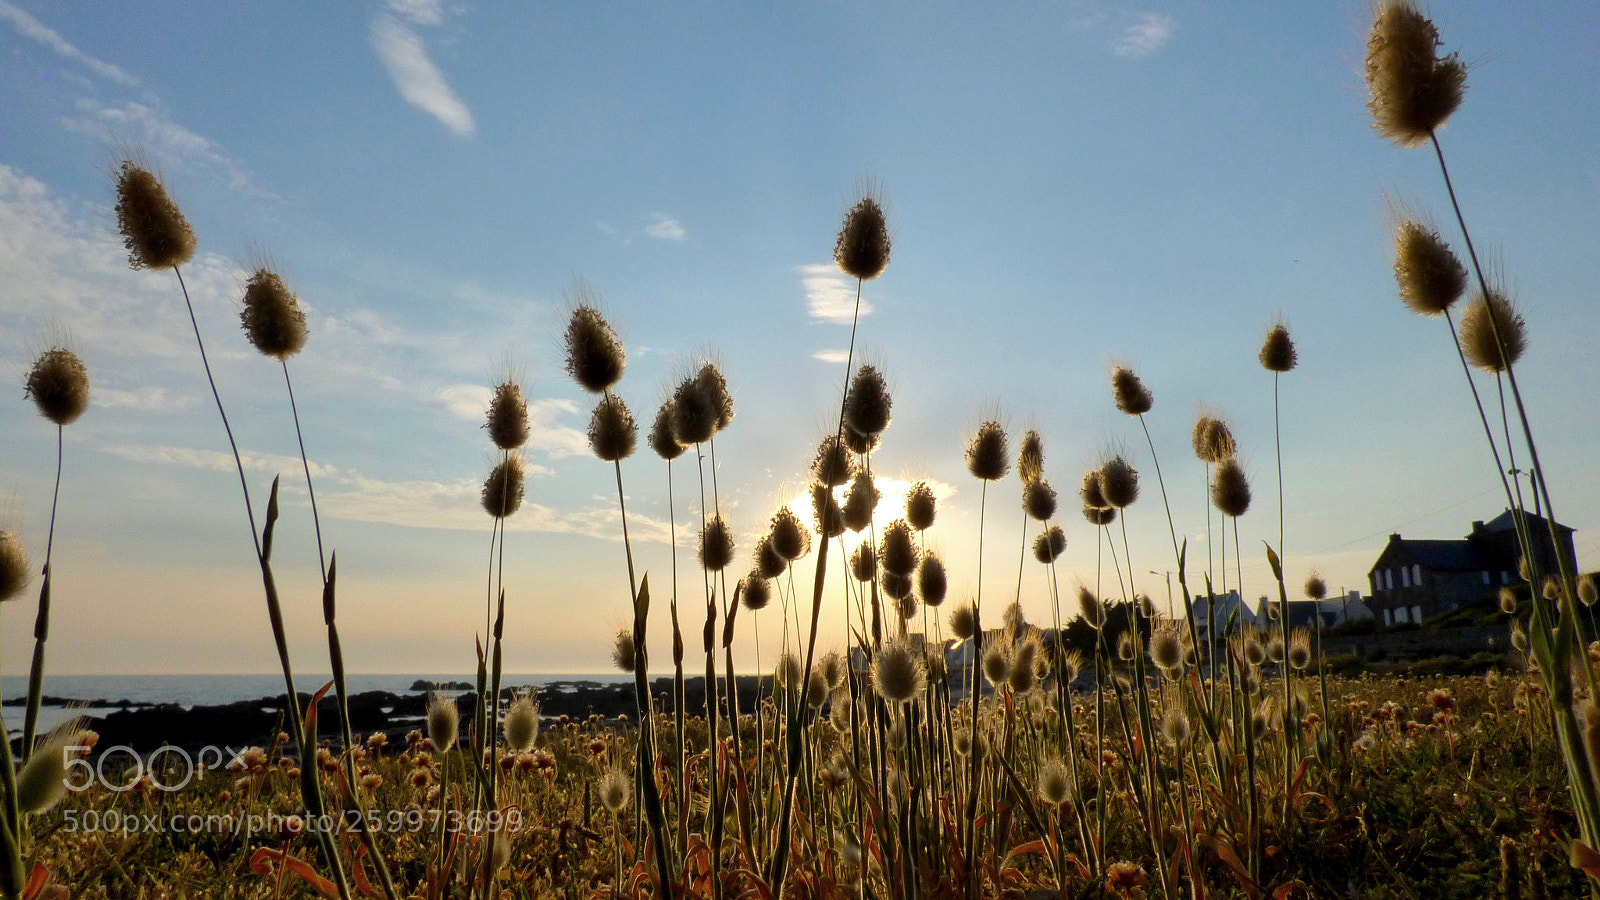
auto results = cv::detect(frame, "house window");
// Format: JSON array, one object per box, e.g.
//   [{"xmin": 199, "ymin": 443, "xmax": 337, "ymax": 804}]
[
  {"xmin": 1411, "ymin": 605, "xmax": 1423, "ymax": 625},
  {"xmin": 1413, "ymin": 565, "xmax": 1422, "ymax": 585},
  {"xmin": 1395, "ymin": 607, "xmax": 1409, "ymax": 624},
  {"xmin": 1482, "ymin": 571, "xmax": 1491, "ymax": 584},
  {"xmin": 1386, "ymin": 570, "xmax": 1394, "ymax": 591},
  {"xmin": 1382, "ymin": 609, "xmax": 1392, "ymax": 626},
  {"xmin": 1401, "ymin": 568, "xmax": 1410, "ymax": 588},
  {"xmin": 1502, "ymin": 571, "xmax": 1511, "ymax": 585}
]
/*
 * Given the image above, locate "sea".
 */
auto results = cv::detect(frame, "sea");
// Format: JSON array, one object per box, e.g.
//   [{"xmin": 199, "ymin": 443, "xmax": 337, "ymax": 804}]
[{"xmin": 0, "ymin": 674, "xmax": 631, "ymax": 736}]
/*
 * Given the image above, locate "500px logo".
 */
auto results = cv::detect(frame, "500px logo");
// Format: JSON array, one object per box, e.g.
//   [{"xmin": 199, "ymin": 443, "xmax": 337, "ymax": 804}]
[{"xmin": 62, "ymin": 745, "xmax": 253, "ymax": 793}]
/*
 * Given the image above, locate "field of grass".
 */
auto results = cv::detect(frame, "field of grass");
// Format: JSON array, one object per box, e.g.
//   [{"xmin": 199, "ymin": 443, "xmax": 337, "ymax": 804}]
[{"xmin": 1, "ymin": 2, "xmax": 1596, "ymax": 897}]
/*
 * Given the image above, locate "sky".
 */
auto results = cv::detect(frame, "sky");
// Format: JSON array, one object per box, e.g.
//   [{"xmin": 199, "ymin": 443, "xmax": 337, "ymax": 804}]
[{"xmin": 0, "ymin": 1, "xmax": 1597, "ymax": 676}]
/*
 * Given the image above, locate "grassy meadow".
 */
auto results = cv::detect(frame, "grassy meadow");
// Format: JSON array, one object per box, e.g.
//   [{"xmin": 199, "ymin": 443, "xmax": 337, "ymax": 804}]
[{"xmin": 2, "ymin": 3, "xmax": 1597, "ymax": 898}]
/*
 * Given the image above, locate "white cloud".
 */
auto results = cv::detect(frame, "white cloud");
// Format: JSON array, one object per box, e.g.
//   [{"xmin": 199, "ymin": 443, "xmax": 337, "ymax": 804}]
[
  {"xmin": 797, "ymin": 264, "xmax": 874, "ymax": 325},
  {"xmin": 438, "ymin": 383, "xmax": 492, "ymax": 422},
  {"xmin": 0, "ymin": 0, "xmax": 138, "ymax": 86},
  {"xmin": 812, "ymin": 349, "xmax": 850, "ymax": 364},
  {"xmin": 385, "ymin": 0, "xmax": 445, "ymax": 27},
  {"xmin": 1111, "ymin": 13, "xmax": 1175, "ymax": 59},
  {"xmin": 95, "ymin": 386, "xmax": 194, "ymax": 413},
  {"xmin": 644, "ymin": 214, "xmax": 687, "ymax": 242},
  {"xmin": 62, "ymin": 98, "xmax": 271, "ymax": 198},
  {"xmin": 369, "ymin": 14, "xmax": 475, "ymax": 137}
]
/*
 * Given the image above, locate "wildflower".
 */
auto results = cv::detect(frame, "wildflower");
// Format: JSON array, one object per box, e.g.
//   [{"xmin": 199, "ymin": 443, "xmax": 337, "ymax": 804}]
[{"xmin": 1106, "ymin": 861, "xmax": 1147, "ymax": 894}]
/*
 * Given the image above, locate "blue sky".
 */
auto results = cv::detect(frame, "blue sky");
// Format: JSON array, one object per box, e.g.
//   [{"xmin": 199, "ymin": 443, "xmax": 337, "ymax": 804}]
[{"xmin": 0, "ymin": 1, "xmax": 1597, "ymax": 675}]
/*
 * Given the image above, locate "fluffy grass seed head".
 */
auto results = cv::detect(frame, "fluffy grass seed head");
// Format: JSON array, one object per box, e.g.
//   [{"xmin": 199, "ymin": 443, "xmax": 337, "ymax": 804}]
[
  {"xmin": 1018, "ymin": 430, "xmax": 1045, "ymax": 484},
  {"xmin": 564, "ymin": 301, "xmax": 626, "ymax": 394},
  {"xmin": 1242, "ymin": 634, "xmax": 1266, "ymax": 668},
  {"xmin": 1084, "ymin": 505, "xmax": 1116, "ymax": 526},
  {"xmin": 812, "ymin": 482, "xmax": 846, "ymax": 538},
  {"xmin": 1195, "ymin": 415, "xmax": 1237, "ymax": 464},
  {"xmin": 775, "ymin": 652, "xmax": 803, "ymax": 688},
  {"xmin": 812, "ymin": 434, "xmax": 855, "ymax": 487},
  {"xmin": 1097, "ymin": 456, "xmax": 1139, "ymax": 509},
  {"xmin": 17, "ymin": 728, "xmax": 89, "ymax": 815},
  {"xmin": 599, "ymin": 769, "xmax": 631, "ymax": 814},
  {"xmin": 1023, "ymin": 478, "xmax": 1057, "ymax": 522},
  {"xmin": 844, "ymin": 365, "xmax": 892, "ymax": 438},
  {"xmin": 240, "ymin": 268, "xmax": 308, "ymax": 360},
  {"xmin": 849, "ymin": 543, "xmax": 877, "ymax": 583},
  {"xmin": 742, "ymin": 572, "xmax": 773, "ymax": 611},
  {"xmin": 1037, "ymin": 758, "xmax": 1071, "ymax": 806},
  {"xmin": 1393, "ymin": 220, "xmax": 1468, "ymax": 316},
  {"xmin": 905, "ymin": 480, "xmax": 937, "ymax": 531},
  {"xmin": 698, "ymin": 515, "xmax": 734, "ymax": 572},
  {"xmin": 1002, "ymin": 599, "xmax": 1026, "ymax": 638},
  {"xmin": 427, "ymin": 694, "xmax": 459, "ymax": 753},
  {"xmin": 982, "ymin": 641, "xmax": 1012, "ymax": 687},
  {"xmin": 950, "ymin": 601, "xmax": 978, "ymax": 640},
  {"xmin": 917, "ymin": 552, "xmax": 948, "ymax": 606},
  {"xmin": 834, "ymin": 194, "xmax": 891, "ymax": 281},
  {"xmin": 587, "ymin": 395, "xmax": 637, "ymax": 462},
  {"xmin": 819, "ymin": 652, "xmax": 848, "ymax": 690},
  {"xmin": 0, "ymin": 531, "xmax": 28, "ymax": 601},
  {"xmin": 879, "ymin": 519, "xmax": 917, "ymax": 577},
  {"xmin": 1078, "ymin": 587, "xmax": 1104, "ymax": 629},
  {"xmin": 770, "ymin": 506, "xmax": 811, "ymax": 561},
  {"xmin": 1266, "ymin": 632, "xmax": 1285, "ymax": 664},
  {"xmin": 1116, "ymin": 631, "xmax": 1135, "ymax": 662},
  {"xmin": 1110, "ymin": 366, "xmax": 1153, "ymax": 416},
  {"xmin": 671, "ymin": 373, "xmax": 718, "ymax": 445},
  {"xmin": 696, "ymin": 362, "xmax": 734, "ymax": 433},
  {"xmin": 1288, "ymin": 628, "xmax": 1312, "ymax": 670},
  {"xmin": 1211, "ymin": 459, "xmax": 1251, "ymax": 518},
  {"xmin": 1150, "ymin": 622, "xmax": 1183, "ymax": 673},
  {"xmin": 1033, "ymin": 525, "xmax": 1067, "ymax": 564},
  {"xmin": 611, "ymin": 627, "xmax": 637, "ymax": 673},
  {"xmin": 1365, "ymin": 0, "xmax": 1467, "ymax": 149},
  {"xmin": 966, "ymin": 420, "xmax": 1009, "ymax": 481},
  {"xmin": 26, "ymin": 347, "xmax": 90, "ymax": 426},
  {"xmin": 114, "ymin": 161, "xmax": 196, "ymax": 269},
  {"xmin": 1459, "ymin": 290, "xmax": 1527, "ymax": 373},
  {"xmin": 648, "ymin": 398, "xmax": 686, "ymax": 461},
  {"xmin": 1259, "ymin": 322, "xmax": 1297, "ymax": 373},
  {"xmin": 1161, "ymin": 701, "xmax": 1192, "ymax": 747},
  {"xmin": 1511, "ymin": 619, "xmax": 1528, "ymax": 653},
  {"xmin": 842, "ymin": 423, "xmax": 878, "ymax": 456},
  {"xmin": 1580, "ymin": 575, "xmax": 1598, "ymax": 608},
  {"xmin": 485, "ymin": 380, "xmax": 530, "ymax": 451},
  {"xmin": 754, "ymin": 535, "xmax": 787, "ymax": 579},
  {"xmin": 1304, "ymin": 572, "xmax": 1328, "ymax": 601},
  {"xmin": 504, "ymin": 695, "xmax": 540, "ymax": 752},
  {"xmin": 1499, "ymin": 587, "xmax": 1518, "ymax": 615},
  {"xmin": 883, "ymin": 571, "xmax": 913, "ymax": 602},
  {"xmin": 841, "ymin": 470, "xmax": 880, "ymax": 533},
  {"xmin": 481, "ymin": 454, "xmax": 525, "ymax": 519},
  {"xmin": 1008, "ymin": 636, "xmax": 1040, "ymax": 694}
]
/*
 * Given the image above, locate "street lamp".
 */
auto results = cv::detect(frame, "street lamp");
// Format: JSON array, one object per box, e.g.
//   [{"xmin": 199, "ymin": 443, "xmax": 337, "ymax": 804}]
[{"xmin": 1148, "ymin": 570, "xmax": 1172, "ymax": 615}]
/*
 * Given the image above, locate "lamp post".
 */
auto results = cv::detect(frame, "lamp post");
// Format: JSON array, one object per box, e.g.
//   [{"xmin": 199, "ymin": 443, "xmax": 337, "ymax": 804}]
[{"xmin": 1149, "ymin": 570, "xmax": 1172, "ymax": 616}]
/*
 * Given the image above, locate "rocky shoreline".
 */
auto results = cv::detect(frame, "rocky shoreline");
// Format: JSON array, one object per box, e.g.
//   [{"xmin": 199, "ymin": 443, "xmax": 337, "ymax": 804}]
[{"xmin": 27, "ymin": 676, "xmax": 778, "ymax": 755}]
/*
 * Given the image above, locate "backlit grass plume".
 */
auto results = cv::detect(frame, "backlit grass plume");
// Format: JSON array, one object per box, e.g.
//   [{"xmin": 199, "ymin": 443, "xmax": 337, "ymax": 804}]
[
  {"xmin": 113, "ymin": 161, "xmax": 195, "ymax": 269},
  {"xmin": 834, "ymin": 194, "xmax": 891, "ymax": 281},
  {"xmin": 1393, "ymin": 220, "xmax": 1468, "ymax": 316},
  {"xmin": 1364, "ymin": 0, "xmax": 1466, "ymax": 148},
  {"xmin": 0, "ymin": 532, "xmax": 26, "ymax": 601},
  {"xmin": 844, "ymin": 364, "xmax": 892, "ymax": 438},
  {"xmin": 25, "ymin": 348, "xmax": 89, "ymax": 427},
  {"xmin": 1459, "ymin": 290, "xmax": 1527, "ymax": 373},
  {"xmin": 240, "ymin": 269, "xmax": 308, "ymax": 360},
  {"xmin": 481, "ymin": 454, "xmax": 526, "ymax": 518},
  {"xmin": 486, "ymin": 380, "xmax": 531, "ymax": 451},
  {"xmin": 588, "ymin": 395, "xmax": 638, "ymax": 461},
  {"xmin": 1110, "ymin": 366, "xmax": 1152, "ymax": 416},
  {"xmin": 564, "ymin": 297, "xmax": 626, "ymax": 394}
]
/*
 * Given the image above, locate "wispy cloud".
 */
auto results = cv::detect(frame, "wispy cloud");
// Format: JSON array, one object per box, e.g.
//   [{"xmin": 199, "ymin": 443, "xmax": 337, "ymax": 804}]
[
  {"xmin": 0, "ymin": 0, "xmax": 139, "ymax": 86},
  {"xmin": 61, "ymin": 98, "xmax": 272, "ymax": 198},
  {"xmin": 812, "ymin": 349, "xmax": 850, "ymax": 364},
  {"xmin": 644, "ymin": 214, "xmax": 687, "ymax": 242},
  {"xmin": 386, "ymin": 0, "xmax": 445, "ymax": 27},
  {"xmin": 797, "ymin": 264, "xmax": 874, "ymax": 325},
  {"xmin": 1111, "ymin": 13, "xmax": 1176, "ymax": 59},
  {"xmin": 95, "ymin": 386, "xmax": 194, "ymax": 413},
  {"xmin": 369, "ymin": 13, "xmax": 475, "ymax": 137}
]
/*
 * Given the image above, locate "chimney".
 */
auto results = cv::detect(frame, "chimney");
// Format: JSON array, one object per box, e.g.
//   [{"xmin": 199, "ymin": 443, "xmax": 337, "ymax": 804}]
[{"xmin": 1472, "ymin": 520, "xmax": 1485, "ymax": 534}]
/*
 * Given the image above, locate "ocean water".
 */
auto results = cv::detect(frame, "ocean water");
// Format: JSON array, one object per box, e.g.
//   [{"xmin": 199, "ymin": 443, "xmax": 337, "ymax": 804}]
[{"xmin": 1, "ymin": 673, "xmax": 630, "ymax": 736}]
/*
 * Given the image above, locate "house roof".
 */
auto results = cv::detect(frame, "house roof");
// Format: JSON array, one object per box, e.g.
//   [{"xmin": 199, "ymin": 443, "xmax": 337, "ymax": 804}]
[
  {"xmin": 1396, "ymin": 539, "xmax": 1488, "ymax": 571},
  {"xmin": 1480, "ymin": 508, "xmax": 1574, "ymax": 536}
]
